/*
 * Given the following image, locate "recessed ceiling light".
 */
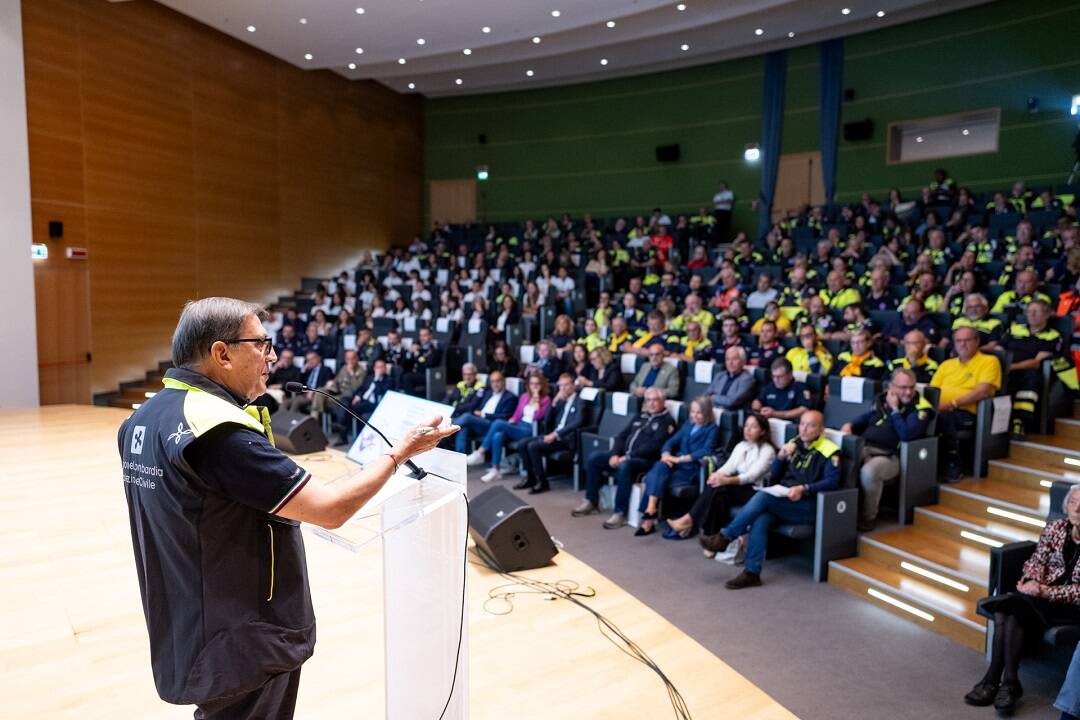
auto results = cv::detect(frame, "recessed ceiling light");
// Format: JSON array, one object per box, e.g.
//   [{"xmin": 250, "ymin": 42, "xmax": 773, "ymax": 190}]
[
  {"xmin": 606, "ymin": 20, "xmax": 616, "ymax": 28},
  {"xmin": 416, "ymin": 38, "xmax": 426, "ymax": 45},
  {"xmin": 348, "ymin": 62, "xmax": 357, "ymax": 70},
  {"xmin": 408, "ymin": 82, "xmax": 416, "ymax": 90},
  {"xmin": 841, "ymin": 7, "xmax": 851, "ymax": 14},
  {"xmin": 526, "ymin": 69, "xmax": 535, "ymax": 77},
  {"xmin": 355, "ymin": 7, "xmax": 365, "ymax": 14},
  {"xmin": 962, "ymin": 128, "xmax": 970, "ymax": 135},
  {"xmin": 299, "ymin": 17, "xmax": 307, "ymax": 25},
  {"xmin": 532, "ymin": 36, "xmax": 542, "ymax": 44},
  {"xmin": 876, "ymin": 9, "xmax": 886, "ymax": 17},
  {"xmin": 304, "ymin": 53, "xmax": 313, "ymax": 60},
  {"xmin": 680, "ymin": 43, "xmax": 690, "ymax": 51},
  {"xmin": 246, "ymin": 25, "xmax": 256, "ymax": 33},
  {"xmin": 600, "ymin": 58, "xmax": 608, "ymax": 65},
  {"xmin": 754, "ymin": 28, "xmax": 764, "ymax": 35},
  {"xmin": 463, "ymin": 48, "xmax": 472, "ymax": 55},
  {"xmin": 915, "ymin": 136, "xmax": 924, "ymax": 142},
  {"xmin": 676, "ymin": 3, "xmax": 687, "ymax": 11},
  {"xmin": 455, "ymin": 78, "xmax": 463, "ymax": 85},
  {"xmin": 788, "ymin": 31, "xmax": 796, "ymax": 38},
  {"xmin": 398, "ymin": 57, "xmax": 407, "ymax": 64},
  {"xmin": 355, "ymin": 47, "xmax": 364, "ymax": 54},
  {"xmin": 551, "ymin": 10, "xmax": 561, "ymax": 17},
  {"xmin": 482, "ymin": 26, "xmax": 492, "ymax": 33}
]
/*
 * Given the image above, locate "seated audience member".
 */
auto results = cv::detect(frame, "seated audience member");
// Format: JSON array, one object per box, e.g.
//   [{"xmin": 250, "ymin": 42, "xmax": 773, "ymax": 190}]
[
  {"xmin": 670, "ymin": 293, "xmax": 714, "ymax": 334},
  {"xmin": 268, "ymin": 348, "xmax": 301, "ymax": 391},
  {"xmin": 616, "ymin": 291, "xmax": 646, "ymax": 330},
  {"xmin": 786, "ymin": 325, "xmax": 835, "ymax": 375},
  {"xmin": 636, "ymin": 397, "xmax": 719, "ymax": 537},
  {"xmin": 579, "ymin": 347, "xmax": 621, "ymax": 392},
  {"xmin": 888, "ymin": 330, "xmax": 938, "ymax": 383},
  {"xmin": 466, "ymin": 373, "xmax": 551, "ymax": 483},
  {"xmin": 340, "ymin": 358, "xmax": 397, "ymax": 426},
  {"xmin": 575, "ymin": 388, "xmax": 676, "ymax": 529},
  {"xmin": 275, "ymin": 323, "xmax": 304, "ymax": 357},
  {"xmin": 837, "ymin": 303, "xmax": 879, "ymax": 341},
  {"xmin": 835, "ymin": 329, "xmax": 887, "ymax": 379},
  {"xmin": 804, "ymin": 296, "xmax": 838, "ymax": 337},
  {"xmin": 629, "ymin": 345, "xmax": 680, "ymax": 399},
  {"xmin": 930, "ymin": 326, "xmax": 1002, "ymax": 481},
  {"xmin": 565, "ymin": 343, "xmax": 591, "ymax": 384},
  {"xmin": 516, "ymin": 374, "xmax": 587, "ymax": 494},
  {"xmin": 704, "ymin": 410, "xmax": 840, "ymax": 589},
  {"xmin": 952, "ymin": 293, "xmax": 1004, "ymax": 349},
  {"xmin": 707, "ymin": 346, "xmax": 756, "ymax": 411},
  {"xmin": 884, "ymin": 298, "xmax": 942, "ymax": 346},
  {"xmin": 443, "ymin": 362, "xmax": 484, "ymax": 409},
  {"xmin": 576, "ymin": 317, "xmax": 606, "ymax": 352},
  {"xmin": 820, "ymin": 269, "xmax": 862, "ymax": 311},
  {"xmin": 627, "ymin": 311, "xmax": 675, "ymax": 356},
  {"xmin": 841, "ymin": 368, "xmax": 935, "ymax": 531},
  {"xmin": 753, "ymin": 358, "xmax": 812, "ymax": 420},
  {"xmin": 1003, "ymin": 299, "xmax": 1076, "ymax": 440},
  {"xmin": 1054, "ymin": 640, "xmax": 1080, "ymax": 720},
  {"xmin": 964, "ymin": 485, "xmax": 1080, "ymax": 714},
  {"xmin": 488, "ymin": 341, "xmax": 521, "ymax": 378},
  {"xmin": 666, "ymin": 413, "xmax": 777, "ymax": 545},
  {"xmin": 353, "ymin": 327, "xmax": 383, "ymax": 367},
  {"xmin": 864, "ymin": 267, "xmax": 899, "ymax": 312},
  {"xmin": 283, "ymin": 350, "xmax": 334, "ymax": 413},
  {"xmin": 606, "ymin": 316, "xmax": 635, "ymax": 354},
  {"xmin": 301, "ymin": 323, "xmax": 334, "ymax": 360},
  {"xmin": 746, "ymin": 272, "xmax": 779, "ymax": 310},
  {"xmin": 400, "ymin": 327, "xmax": 443, "ymax": 397},
  {"xmin": 674, "ymin": 321, "xmax": 713, "ymax": 361},
  {"xmin": 710, "ymin": 267, "xmax": 742, "ymax": 311},
  {"xmin": 749, "ymin": 320, "xmax": 783, "ymax": 367},
  {"xmin": 715, "ymin": 316, "xmax": 746, "ymax": 356},
  {"xmin": 751, "ymin": 301, "xmax": 792, "ymax": 337},
  {"xmin": 991, "ymin": 268, "xmax": 1051, "ymax": 318},
  {"xmin": 549, "ymin": 314, "xmax": 576, "ymax": 351},
  {"xmin": 382, "ymin": 329, "xmax": 408, "ymax": 368},
  {"xmin": 526, "ymin": 339, "xmax": 562, "ymax": 385},
  {"xmin": 312, "ymin": 349, "xmax": 366, "ymax": 424},
  {"xmin": 452, "ymin": 370, "xmax": 516, "ymax": 453},
  {"xmin": 550, "ymin": 265, "xmax": 576, "ymax": 315}
]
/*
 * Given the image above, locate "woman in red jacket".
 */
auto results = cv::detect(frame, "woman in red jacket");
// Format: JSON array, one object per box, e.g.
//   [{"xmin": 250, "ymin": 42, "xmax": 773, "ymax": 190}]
[{"xmin": 966, "ymin": 485, "xmax": 1080, "ymax": 713}]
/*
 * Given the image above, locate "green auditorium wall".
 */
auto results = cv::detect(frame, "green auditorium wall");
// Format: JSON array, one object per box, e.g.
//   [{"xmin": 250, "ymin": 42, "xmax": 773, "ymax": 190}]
[{"xmin": 424, "ymin": 0, "xmax": 1080, "ymax": 234}]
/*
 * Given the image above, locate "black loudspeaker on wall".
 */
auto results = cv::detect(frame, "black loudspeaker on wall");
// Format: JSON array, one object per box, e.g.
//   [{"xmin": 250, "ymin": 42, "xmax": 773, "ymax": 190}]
[
  {"xmin": 655, "ymin": 143, "xmax": 681, "ymax": 162},
  {"xmin": 843, "ymin": 118, "xmax": 874, "ymax": 142},
  {"xmin": 469, "ymin": 486, "xmax": 558, "ymax": 572},
  {"xmin": 270, "ymin": 410, "xmax": 328, "ymax": 454}
]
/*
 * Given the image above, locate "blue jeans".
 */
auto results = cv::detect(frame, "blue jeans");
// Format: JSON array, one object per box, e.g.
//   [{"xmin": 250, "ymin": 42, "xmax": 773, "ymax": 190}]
[
  {"xmin": 639, "ymin": 461, "xmax": 698, "ymax": 513},
  {"xmin": 454, "ymin": 414, "xmax": 492, "ymax": 453},
  {"xmin": 481, "ymin": 420, "xmax": 532, "ymax": 467},
  {"xmin": 1057, "ymin": 642, "xmax": 1080, "ymax": 717},
  {"xmin": 722, "ymin": 490, "xmax": 816, "ymax": 575},
  {"xmin": 583, "ymin": 451, "xmax": 652, "ymax": 515}
]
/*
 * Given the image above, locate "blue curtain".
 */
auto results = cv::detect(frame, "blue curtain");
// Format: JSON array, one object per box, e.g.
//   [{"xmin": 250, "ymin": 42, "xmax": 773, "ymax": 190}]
[
  {"xmin": 819, "ymin": 38, "xmax": 844, "ymax": 212},
  {"xmin": 757, "ymin": 50, "xmax": 787, "ymax": 241}
]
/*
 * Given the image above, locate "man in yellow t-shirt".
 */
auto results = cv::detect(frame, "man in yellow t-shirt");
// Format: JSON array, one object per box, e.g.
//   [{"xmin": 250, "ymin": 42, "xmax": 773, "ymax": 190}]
[{"xmin": 929, "ymin": 325, "xmax": 1002, "ymax": 481}]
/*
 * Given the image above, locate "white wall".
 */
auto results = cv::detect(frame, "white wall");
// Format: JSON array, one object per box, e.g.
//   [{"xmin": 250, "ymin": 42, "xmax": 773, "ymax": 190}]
[{"xmin": 0, "ymin": 0, "xmax": 39, "ymax": 408}]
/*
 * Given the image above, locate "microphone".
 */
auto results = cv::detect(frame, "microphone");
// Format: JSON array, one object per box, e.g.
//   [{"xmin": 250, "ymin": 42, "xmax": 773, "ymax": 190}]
[{"xmin": 283, "ymin": 381, "xmax": 427, "ymax": 479}]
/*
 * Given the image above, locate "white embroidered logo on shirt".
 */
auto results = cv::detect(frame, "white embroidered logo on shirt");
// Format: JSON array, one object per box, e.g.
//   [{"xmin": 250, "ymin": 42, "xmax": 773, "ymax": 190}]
[{"xmin": 167, "ymin": 422, "xmax": 194, "ymax": 445}]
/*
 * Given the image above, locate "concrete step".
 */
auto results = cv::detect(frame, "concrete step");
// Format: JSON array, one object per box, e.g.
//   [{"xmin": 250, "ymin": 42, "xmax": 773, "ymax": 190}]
[
  {"xmin": 829, "ymin": 556, "xmax": 986, "ymax": 651},
  {"xmin": 858, "ymin": 527, "xmax": 990, "ymax": 595},
  {"xmin": 939, "ymin": 478, "xmax": 1049, "ymax": 530}
]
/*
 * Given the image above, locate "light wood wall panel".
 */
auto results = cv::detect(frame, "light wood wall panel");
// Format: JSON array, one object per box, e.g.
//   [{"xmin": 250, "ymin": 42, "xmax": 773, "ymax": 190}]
[{"xmin": 22, "ymin": 0, "xmax": 423, "ymax": 399}]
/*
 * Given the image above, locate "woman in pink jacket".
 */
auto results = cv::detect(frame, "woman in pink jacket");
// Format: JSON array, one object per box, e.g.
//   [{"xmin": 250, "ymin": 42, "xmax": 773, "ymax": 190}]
[{"xmin": 467, "ymin": 373, "xmax": 550, "ymax": 483}]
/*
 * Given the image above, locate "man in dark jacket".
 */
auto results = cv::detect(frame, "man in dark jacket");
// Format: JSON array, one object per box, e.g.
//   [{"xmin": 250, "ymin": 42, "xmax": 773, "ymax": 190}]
[
  {"xmin": 340, "ymin": 358, "xmax": 397, "ymax": 428},
  {"xmin": 452, "ymin": 370, "xmax": 516, "ymax": 453},
  {"xmin": 517, "ymin": 373, "xmax": 587, "ymax": 494},
  {"xmin": 283, "ymin": 350, "xmax": 334, "ymax": 414},
  {"xmin": 575, "ymin": 387, "xmax": 675, "ymax": 529},
  {"xmin": 401, "ymin": 327, "xmax": 443, "ymax": 397}
]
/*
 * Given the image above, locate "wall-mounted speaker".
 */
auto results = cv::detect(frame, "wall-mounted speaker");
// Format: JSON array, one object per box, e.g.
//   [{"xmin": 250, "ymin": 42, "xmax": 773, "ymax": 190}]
[
  {"xmin": 655, "ymin": 144, "xmax": 681, "ymax": 162},
  {"xmin": 843, "ymin": 118, "xmax": 874, "ymax": 142}
]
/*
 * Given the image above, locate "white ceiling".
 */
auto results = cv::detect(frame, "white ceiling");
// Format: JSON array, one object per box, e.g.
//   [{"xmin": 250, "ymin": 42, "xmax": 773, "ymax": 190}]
[{"xmin": 155, "ymin": 0, "xmax": 991, "ymax": 97}]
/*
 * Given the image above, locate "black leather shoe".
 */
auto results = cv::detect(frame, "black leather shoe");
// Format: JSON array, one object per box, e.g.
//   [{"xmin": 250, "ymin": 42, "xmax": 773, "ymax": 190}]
[
  {"xmin": 528, "ymin": 482, "xmax": 550, "ymax": 495},
  {"xmin": 512, "ymin": 478, "xmax": 535, "ymax": 490},
  {"xmin": 993, "ymin": 682, "xmax": 1022, "ymax": 714},
  {"xmin": 963, "ymin": 681, "xmax": 998, "ymax": 706},
  {"xmin": 700, "ymin": 533, "xmax": 731, "ymax": 554},
  {"xmin": 724, "ymin": 570, "xmax": 762, "ymax": 589}
]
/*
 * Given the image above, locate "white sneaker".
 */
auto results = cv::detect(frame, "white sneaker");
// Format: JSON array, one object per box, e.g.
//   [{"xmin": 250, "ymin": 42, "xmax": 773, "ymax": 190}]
[
  {"xmin": 480, "ymin": 468, "xmax": 502, "ymax": 483},
  {"xmin": 466, "ymin": 450, "xmax": 486, "ymax": 467}
]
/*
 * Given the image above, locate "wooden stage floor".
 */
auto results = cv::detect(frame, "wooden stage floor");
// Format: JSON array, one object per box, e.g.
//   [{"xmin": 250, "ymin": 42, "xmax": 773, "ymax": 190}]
[{"xmin": 1, "ymin": 405, "xmax": 795, "ymax": 719}]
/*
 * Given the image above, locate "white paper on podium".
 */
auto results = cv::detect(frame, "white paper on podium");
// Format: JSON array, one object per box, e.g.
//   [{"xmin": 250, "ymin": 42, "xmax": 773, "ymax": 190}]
[{"xmin": 992, "ymin": 396, "xmax": 1012, "ymax": 434}]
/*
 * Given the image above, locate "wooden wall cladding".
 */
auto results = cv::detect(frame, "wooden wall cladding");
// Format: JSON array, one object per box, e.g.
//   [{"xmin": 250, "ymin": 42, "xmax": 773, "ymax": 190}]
[{"xmin": 22, "ymin": 0, "xmax": 423, "ymax": 398}]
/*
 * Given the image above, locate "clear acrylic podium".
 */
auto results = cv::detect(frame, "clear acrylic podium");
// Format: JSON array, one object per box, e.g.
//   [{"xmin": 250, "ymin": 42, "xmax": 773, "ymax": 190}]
[{"xmin": 310, "ymin": 447, "xmax": 468, "ymax": 719}]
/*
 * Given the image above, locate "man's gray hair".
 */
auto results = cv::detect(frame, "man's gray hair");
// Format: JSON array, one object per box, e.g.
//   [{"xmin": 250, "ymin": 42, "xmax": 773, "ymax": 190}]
[
  {"xmin": 462, "ymin": 362, "xmax": 478, "ymax": 373},
  {"xmin": 890, "ymin": 367, "xmax": 917, "ymax": 385},
  {"xmin": 172, "ymin": 297, "xmax": 269, "ymax": 369}
]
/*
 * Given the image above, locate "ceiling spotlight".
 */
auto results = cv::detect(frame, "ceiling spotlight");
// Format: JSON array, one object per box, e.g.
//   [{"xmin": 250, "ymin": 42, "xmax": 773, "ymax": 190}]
[
  {"xmin": 526, "ymin": 69, "xmax": 535, "ymax": 77},
  {"xmin": 606, "ymin": 20, "xmax": 616, "ymax": 28},
  {"xmin": 355, "ymin": 47, "xmax": 364, "ymax": 54},
  {"xmin": 482, "ymin": 26, "xmax": 491, "ymax": 33},
  {"xmin": 304, "ymin": 53, "xmax": 313, "ymax": 60},
  {"xmin": 600, "ymin": 58, "xmax": 608, "ymax": 65},
  {"xmin": 680, "ymin": 43, "xmax": 690, "ymax": 51},
  {"xmin": 299, "ymin": 17, "xmax": 307, "ymax": 24},
  {"xmin": 348, "ymin": 62, "xmax": 357, "ymax": 70},
  {"xmin": 962, "ymin": 128, "xmax": 970, "ymax": 135},
  {"xmin": 416, "ymin": 38, "xmax": 426, "ymax": 45},
  {"xmin": 841, "ymin": 7, "xmax": 851, "ymax": 14},
  {"xmin": 455, "ymin": 78, "xmax": 463, "ymax": 85},
  {"xmin": 754, "ymin": 28, "xmax": 764, "ymax": 35},
  {"xmin": 532, "ymin": 36, "xmax": 542, "ymax": 44},
  {"xmin": 398, "ymin": 57, "xmax": 407, "ymax": 64},
  {"xmin": 551, "ymin": 10, "xmax": 561, "ymax": 17},
  {"xmin": 246, "ymin": 25, "xmax": 256, "ymax": 33},
  {"xmin": 408, "ymin": 82, "xmax": 416, "ymax": 90},
  {"xmin": 915, "ymin": 136, "xmax": 924, "ymax": 143},
  {"xmin": 355, "ymin": 7, "xmax": 365, "ymax": 14},
  {"xmin": 676, "ymin": 3, "xmax": 687, "ymax": 11},
  {"xmin": 788, "ymin": 31, "xmax": 796, "ymax": 38},
  {"xmin": 463, "ymin": 48, "xmax": 472, "ymax": 55},
  {"xmin": 876, "ymin": 9, "xmax": 886, "ymax": 17}
]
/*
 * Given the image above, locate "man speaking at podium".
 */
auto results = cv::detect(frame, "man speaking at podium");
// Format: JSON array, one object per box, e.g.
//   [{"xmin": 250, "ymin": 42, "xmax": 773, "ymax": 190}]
[{"xmin": 119, "ymin": 298, "xmax": 456, "ymax": 719}]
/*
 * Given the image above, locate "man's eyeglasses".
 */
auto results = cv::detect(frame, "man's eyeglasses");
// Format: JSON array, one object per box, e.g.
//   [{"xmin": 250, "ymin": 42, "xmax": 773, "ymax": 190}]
[{"xmin": 222, "ymin": 337, "xmax": 274, "ymax": 355}]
